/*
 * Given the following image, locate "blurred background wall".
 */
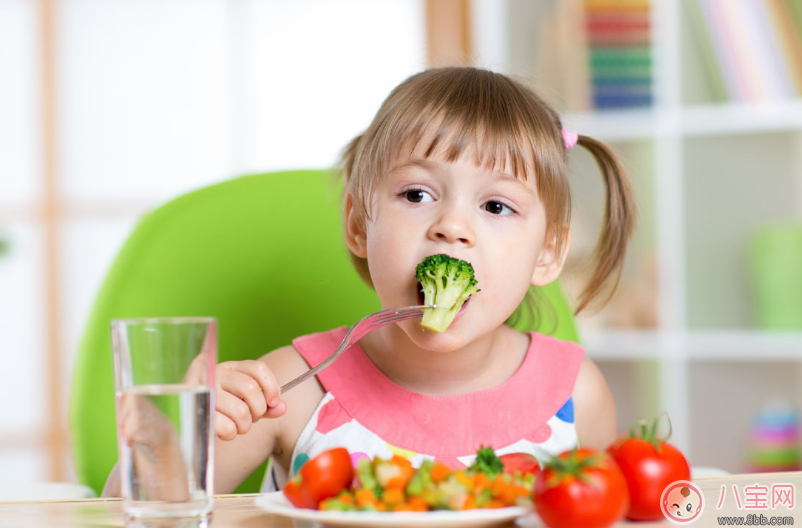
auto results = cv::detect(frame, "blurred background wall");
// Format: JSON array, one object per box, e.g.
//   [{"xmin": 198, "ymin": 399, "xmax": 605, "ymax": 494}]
[
  {"xmin": 1, "ymin": 0, "xmax": 429, "ymax": 484},
  {"xmin": 3, "ymin": 0, "xmax": 802, "ymax": 486}
]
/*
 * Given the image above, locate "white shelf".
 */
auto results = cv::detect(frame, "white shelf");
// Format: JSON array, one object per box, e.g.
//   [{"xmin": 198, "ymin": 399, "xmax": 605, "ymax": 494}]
[
  {"xmin": 681, "ymin": 100, "xmax": 802, "ymax": 137},
  {"xmin": 687, "ymin": 331, "xmax": 802, "ymax": 361},
  {"xmin": 562, "ymin": 109, "xmax": 659, "ymax": 142},
  {"xmin": 583, "ymin": 330, "xmax": 802, "ymax": 362},
  {"xmin": 563, "ymin": 100, "xmax": 802, "ymax": 142},
  {"xmin": 580, "ymin": 329, "xmax": 660, "ymax": 360}
]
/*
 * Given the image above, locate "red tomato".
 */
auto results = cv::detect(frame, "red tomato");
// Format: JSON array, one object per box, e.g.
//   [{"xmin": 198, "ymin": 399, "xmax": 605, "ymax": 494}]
[
  {"xmin": 282, "ymin": 479, "xmax": 316, "ymax": 509},
  {"xmin": 283, "ymin": 448, "xmax": 354, "ymax": 509},
  {"xmin": 607, "ymin": 415, "xmax": 691, "ymax": 521},
  {"xmin": 534, "ymin": 448, "xmax": 629, "ymax": 528},
  {"xmin": 499, "ymin": 453, "xmax": 540, "ymax": 476}
]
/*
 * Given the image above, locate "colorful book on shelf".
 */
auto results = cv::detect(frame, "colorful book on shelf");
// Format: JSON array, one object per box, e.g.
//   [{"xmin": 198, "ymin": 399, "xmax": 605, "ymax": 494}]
[
  {"xmin": 684, "ymin": 0, "xmax": 729, "ymax": 101},
  {"xmin": 696, "ymin": 0, "xmax": 751, "ymax": 101},
  {"xmin": 714, "ymin": 0, "xmax": 770, "ymax": 101},
  {"xmin": 765, "ymin": 0, "xmax": 802, "ymax": 94},
  {"xmin": 781, "ymin": 0, "xmax": 802, "ymax": 94},
  {"xmin": 583, "ymin": 0, "xmax": 653, "ymax": 109},
  {"xmin": 740, "ymin": 0, "xmax": 795, "ymax": 100},
  {"xmin": 784, "ymin": 0, "xmax": 802, "ymax": 38},
  {"xmin": 584, "ymin": 0, "xmax": 650, "ymax": 13},
  {"xmin": 690, "ymin": 0, "xmax": 802, "ymax": 103},
  {"xmin": 586, "ymin": 10, "xmax": 650, "ymax": 45}
]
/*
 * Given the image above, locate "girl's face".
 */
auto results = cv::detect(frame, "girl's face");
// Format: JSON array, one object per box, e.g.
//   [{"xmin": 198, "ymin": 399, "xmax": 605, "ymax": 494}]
[{"xmin": 346, "ymin": 135, "xmax": 566, "ymax": 352}]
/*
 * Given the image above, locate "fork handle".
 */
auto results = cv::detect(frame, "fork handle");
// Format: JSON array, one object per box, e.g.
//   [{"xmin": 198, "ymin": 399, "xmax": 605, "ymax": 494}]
[{"xmin": 279, "ymin": 343, "xmax": 349, "ymax": 394}]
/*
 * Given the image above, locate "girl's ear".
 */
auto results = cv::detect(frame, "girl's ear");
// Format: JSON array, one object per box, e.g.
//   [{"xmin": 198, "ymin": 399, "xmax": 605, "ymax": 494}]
[
  {"xmin": 531, "ymin": 232, "xmax": 571, "ymax": 287},
  {"xmin": 344, "ymin": 192, "xmax": 368, "ymax": 258}
]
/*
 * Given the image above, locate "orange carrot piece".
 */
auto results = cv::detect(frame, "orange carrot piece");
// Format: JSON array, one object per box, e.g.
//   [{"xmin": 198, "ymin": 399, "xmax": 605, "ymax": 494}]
[
  {"xmin": 460, "ymin": 494, "xmax": 477, "ymax": 510},
  {"xmin": 382, "ymin": 488, "xmax": 405, "ymax": 506},
  {"xmin": 500, "ymin": 487, "xmax": 518, "ymax": 506},
  {"xmin": 486, "ymin": 499, "xmax": 506, "ymax": 509},
  {"xmin": 490, "ymin": 475, "xmax": 508, "ymax": 498},
  {"xmin": 338, "ymin": 493, "xmax": 355, "ymax": 505},
  {"xmin": 355, "ymin": 488, "xmax": 378, "ymax": 508},
  {"xmin": 513, "ymin": 485, "xmax": 530, "ymax": 497},
  {"xmin": 431, "ymin": 462, "xmax": 452, "ymax": 483},
  {"xmin": 407, "ymin": 496, "xmax": 428, "ymax": 511},
  {"xmin": 473, "ymin": 472, "xmax": 491, "ymax": 492}
]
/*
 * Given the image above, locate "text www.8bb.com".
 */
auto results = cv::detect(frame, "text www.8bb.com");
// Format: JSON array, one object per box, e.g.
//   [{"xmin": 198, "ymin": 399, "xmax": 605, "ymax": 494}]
[{"xmin": 717, "ymin": 514, "xmax": 794, "ymax": 525}]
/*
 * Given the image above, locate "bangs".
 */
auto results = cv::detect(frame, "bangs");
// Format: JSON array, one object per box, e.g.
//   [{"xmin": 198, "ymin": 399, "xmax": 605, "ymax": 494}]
[
  {"xmin": 412, "ymin": 115, "xmax": 535, "ymax": 183},
  {"xmin": 373, "ymin": 68, "xmax": 565, "ymax": 185}
]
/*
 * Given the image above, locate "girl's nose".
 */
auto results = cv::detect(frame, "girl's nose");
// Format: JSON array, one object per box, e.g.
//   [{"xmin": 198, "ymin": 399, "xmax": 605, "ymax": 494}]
[{"xmin": 427, "ymin": 209, "xmax": 476, "ymax": 247}]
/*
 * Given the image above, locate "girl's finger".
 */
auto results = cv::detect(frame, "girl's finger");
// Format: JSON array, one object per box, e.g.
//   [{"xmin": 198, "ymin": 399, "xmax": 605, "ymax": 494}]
[
  {"xmin": 226, "ymin": 360, "xmax": 282, "ymax": 410},
  {"xmin": 215, "ymin": 389, "xmax": 254, "ymax": 436},
  {"xmin": 262, "ymin": 400, "xmax": 286, "ymax": 419},
  {"xmin": 218, "ymin": 369, "xmax": 268, "ymax": 421},
  {"xmin": 215, "ymin": 411, "xmax": 238, "ymax": 441}
]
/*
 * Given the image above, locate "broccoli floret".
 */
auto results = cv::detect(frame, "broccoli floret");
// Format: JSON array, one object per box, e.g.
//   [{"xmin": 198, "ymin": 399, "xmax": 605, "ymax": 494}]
[
  {"xmin": 469, "ymin": 446, "xmax": 504, "ymax": 478},
  {"xmin": 415, "ymin": 254, "xmax": 480, "ymax": 333}
]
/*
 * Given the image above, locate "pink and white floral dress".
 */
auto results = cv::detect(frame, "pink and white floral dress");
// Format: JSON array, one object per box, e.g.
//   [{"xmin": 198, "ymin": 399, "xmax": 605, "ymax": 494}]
[{"xmin": 261, "ymin": 326, "xmax": 585, "ymax": 492}]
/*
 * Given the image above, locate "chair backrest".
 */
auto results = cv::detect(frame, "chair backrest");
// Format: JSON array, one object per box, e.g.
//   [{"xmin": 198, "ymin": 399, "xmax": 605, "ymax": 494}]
[{"xmin": 69, "ymin": 170, "xmax": 578, "ymax": 495}]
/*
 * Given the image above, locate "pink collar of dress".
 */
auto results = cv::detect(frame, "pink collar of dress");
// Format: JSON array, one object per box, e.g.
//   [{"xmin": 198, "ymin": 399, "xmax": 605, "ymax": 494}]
[{"xmin": 292, "ymin": 327, "xmax": 585, "ymax": 457}]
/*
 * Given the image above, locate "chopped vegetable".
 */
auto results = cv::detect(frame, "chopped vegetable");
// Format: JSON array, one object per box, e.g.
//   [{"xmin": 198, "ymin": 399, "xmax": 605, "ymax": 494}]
[
  {"xmin": 356, "ymin": 458, "xmax": 381, "ymax": 497},
  {"xmin": 469, "ymin": 446, "xmax": 505, "ymax": 478},
  {"xmin": 283, "ymin": 445, "xmax": 535, "ymax": 512},
  {"xmin": 499, "ymin": 452, "xmax": 540, "ymax": 477},
  {"xmin": 374, "ymin": 456, "xmax": 415, "ymax": 490}
]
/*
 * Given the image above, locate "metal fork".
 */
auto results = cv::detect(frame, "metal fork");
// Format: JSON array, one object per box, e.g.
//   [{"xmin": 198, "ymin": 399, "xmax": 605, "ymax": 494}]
[{"xmin": 279, "ymin": 304, "xmax": 434, "ymax": 394}]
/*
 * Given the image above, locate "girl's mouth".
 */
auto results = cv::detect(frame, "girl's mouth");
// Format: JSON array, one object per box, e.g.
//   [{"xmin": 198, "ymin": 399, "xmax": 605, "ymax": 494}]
[
  {"xmin": 416, "ymin": 287, "xmax": 472, "ymax": 320},
  {"xmin": 453, "ymin": 296, "xmax": 471, "ymax": 322}
]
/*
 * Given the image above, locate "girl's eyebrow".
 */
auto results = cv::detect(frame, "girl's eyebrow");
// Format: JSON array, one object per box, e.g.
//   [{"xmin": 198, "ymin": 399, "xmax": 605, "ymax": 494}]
[
  {"xmin": 388, "ymin": 158, "xmax": 438, "ymax": 174},
  {"xmin": 390, "ymin": 158, "xmax": 535, "ymax": 196}
]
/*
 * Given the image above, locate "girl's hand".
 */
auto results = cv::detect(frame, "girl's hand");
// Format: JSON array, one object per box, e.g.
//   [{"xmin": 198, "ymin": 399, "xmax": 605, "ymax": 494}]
[
  {"xmin": 119, "ymin": 392, "xmax": 182, "ymax": 456},
  {"xmin": 214, "ymin": 360, "xmax": 287, "ymax": 440},
  {"xmin": 118, "ymin": 393, "xmax": 190, "ymax": 501}
]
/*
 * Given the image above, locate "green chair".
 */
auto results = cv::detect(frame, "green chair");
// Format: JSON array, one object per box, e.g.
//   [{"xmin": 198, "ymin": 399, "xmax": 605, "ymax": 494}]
[{"xmin": 69, "ymin": 169, "xmax": 578, "ymax": 496}]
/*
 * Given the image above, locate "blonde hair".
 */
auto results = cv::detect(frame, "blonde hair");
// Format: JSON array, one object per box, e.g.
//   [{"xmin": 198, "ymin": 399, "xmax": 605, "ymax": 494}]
[{"xmin": 339, "ymin": 67, "xmax": 635, "ymax": 317}]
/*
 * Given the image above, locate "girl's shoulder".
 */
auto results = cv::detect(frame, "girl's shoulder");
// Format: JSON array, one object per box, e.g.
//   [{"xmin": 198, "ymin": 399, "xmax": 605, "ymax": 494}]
[{"xmin": 289, "ymin": 326, "xmax": 349, "ymax": 367}]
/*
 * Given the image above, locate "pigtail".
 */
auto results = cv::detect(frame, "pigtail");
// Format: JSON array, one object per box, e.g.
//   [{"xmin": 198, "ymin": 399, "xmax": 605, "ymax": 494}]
[{"xmin": 573, "ymin": 135, "xmax": 637, "ymax": 314}]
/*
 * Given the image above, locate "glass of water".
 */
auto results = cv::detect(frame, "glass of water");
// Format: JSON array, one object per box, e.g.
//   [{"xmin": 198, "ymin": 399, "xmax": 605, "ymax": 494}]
[{"xmin": 111, "ymin": 317, "xmax": 216, "ymax": 520}]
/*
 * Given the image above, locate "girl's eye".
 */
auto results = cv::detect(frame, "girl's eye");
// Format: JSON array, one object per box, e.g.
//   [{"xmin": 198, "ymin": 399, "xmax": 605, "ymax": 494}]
[
  {"xmin": 484, "ymin": 200, "xmax": 514, "ymax": 216},
  {"xmin": 402, "ymin": 189, "xmax": 433, "ymax": 203}
]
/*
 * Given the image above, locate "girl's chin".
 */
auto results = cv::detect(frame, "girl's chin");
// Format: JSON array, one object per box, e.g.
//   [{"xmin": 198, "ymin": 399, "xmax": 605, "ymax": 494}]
[{"xmin": 397, "ymin": 320, "xmax": 469, "ymax": 352}]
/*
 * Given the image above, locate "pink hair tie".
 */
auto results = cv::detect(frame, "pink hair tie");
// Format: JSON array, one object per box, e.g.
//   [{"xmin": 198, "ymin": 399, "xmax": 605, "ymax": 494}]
[{"xmin": 561, "ymin": 127, "xmax": 578, "ymax": 150}]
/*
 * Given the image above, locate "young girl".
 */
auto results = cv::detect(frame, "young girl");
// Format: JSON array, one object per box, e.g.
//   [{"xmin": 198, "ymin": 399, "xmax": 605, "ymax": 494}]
[{"xmin": 104, "ymin": 66, "xmax": 636, "ymax": 497}]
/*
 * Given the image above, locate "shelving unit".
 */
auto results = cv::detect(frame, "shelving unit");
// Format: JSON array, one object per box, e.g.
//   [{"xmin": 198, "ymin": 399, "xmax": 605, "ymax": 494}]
[{"xmin": 472, "ymin": 0, "xmax": 802, "ymax": 473}]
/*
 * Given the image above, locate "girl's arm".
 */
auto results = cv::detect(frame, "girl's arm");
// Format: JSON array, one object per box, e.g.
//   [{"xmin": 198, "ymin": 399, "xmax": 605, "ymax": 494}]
[
  {"xmin": 213, "ymin": 345, "xmax": 299, "ymax": 494},
  {"xmin": 572, "ymin": 357, "xmax": 618, "ymax": 450},
  {"xmin": 213, "ymin": 344, "xmax": 324, "ymax": 494}
]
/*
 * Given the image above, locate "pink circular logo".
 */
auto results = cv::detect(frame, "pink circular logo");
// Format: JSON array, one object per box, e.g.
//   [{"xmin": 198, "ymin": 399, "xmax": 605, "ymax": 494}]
[{"xmin": 661, "ymin": 480, "xmax": 705, "ymax": 524}]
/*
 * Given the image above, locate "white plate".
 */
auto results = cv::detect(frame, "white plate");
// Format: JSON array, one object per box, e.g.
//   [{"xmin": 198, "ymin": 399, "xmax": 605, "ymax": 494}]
[{"xmin": 254, "ymin": 491, "xmax": 534, "ymax": 528}]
